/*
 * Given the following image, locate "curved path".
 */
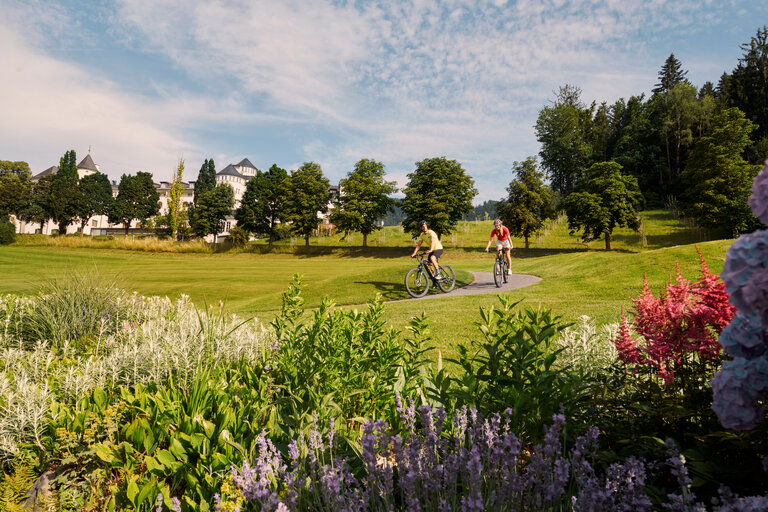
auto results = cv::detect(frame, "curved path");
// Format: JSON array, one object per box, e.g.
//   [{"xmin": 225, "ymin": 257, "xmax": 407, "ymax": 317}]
[{"xmin": 391, "ymin": 271, "xmax": 541, "ymax": 302}]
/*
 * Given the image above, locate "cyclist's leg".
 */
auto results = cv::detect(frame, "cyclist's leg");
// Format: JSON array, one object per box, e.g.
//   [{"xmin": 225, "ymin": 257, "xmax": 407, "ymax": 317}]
[
  {"xmin": 503, "ymin": 241, "xmax": 512, "ymax": 273},
  {"xmin": 430, "ymin": 249, "xmax": 443, "ymax": 275}
]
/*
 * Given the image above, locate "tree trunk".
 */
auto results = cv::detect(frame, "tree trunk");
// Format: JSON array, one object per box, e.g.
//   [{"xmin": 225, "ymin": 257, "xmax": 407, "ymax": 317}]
[
  {"xmin": 305, "ymin": 234, "xmax": 310, "ymax": 246},
  {"xmin": 39, "ymin": 220, "xmax": 45, "ymax": 234},
  {"xmin": 268, "ymin": 234, "xmax": 274, "ymax": 248},
  {"xmin": 124, "ymin": 223, "xmax": 130, "ymax": 237},
  {"xmin": 79, "ymin": 219, "xmax": 87, "ymax": 236},
  {"xmin": 362, "ymin": 232, "xmax": 368, "ymax": 247},
  {"xmin": 605, "ymin": 232, "xmax": 611, "ymax": 251},
  {"xmin": 525, "ymin": 236, "xmax": 529, "ymax": 249}
]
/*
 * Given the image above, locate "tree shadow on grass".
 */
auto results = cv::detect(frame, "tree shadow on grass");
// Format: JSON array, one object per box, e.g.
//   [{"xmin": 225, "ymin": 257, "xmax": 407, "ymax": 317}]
[{"xmin": 354, "ymin": 280, "xmax": 410, "ymax": 301}]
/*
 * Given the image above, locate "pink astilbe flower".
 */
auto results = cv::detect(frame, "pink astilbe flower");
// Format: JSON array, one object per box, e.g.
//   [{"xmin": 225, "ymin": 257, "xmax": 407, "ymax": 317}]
[{"xmin": 614, "ymin": 250, "xmax": 735, "ymax": 384}]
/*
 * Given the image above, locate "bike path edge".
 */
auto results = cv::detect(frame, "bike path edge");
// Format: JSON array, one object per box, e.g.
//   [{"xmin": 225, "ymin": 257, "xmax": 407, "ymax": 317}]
[{"xmin": 390, "ymin": 272, "xmax": 541, "ymax": 302}]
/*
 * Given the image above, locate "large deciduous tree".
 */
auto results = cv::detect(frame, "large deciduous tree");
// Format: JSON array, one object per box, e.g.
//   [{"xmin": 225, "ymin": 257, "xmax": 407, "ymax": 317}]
[
  {"xmin": 20, "ymin": 174, "xmax": 55, "ymax": 233},
  {"xmin": 51, "ymin": 150, "xmax": 79, "ymax": 234},
  {"xmin": 401, "ymin": 157, "xmax": 477, "ymax": 238},
  {"xmin": 329, "ymin": 159, "xmax": 397, "ymax": 247},
  {"xmin": 75, "ymin": 172, "xmax": 113, "ymax": 233},
  {"xmin": 283, "ymin": 162, "xmax": 330, "ymax": 246},
  {"xmin": 561, "ymin": 161, "xmax": 642, "ymax": 251},
  {"xmin": 108, "ymin": 172, "xmax": 160, "ymax": 236},
  {"xmin": 680, "ymin": 108, "xmax": 762, "ymax": 237},
  {"xmin": 497, "ymin": 157, "xmax": 557, "ymax": 249},
  {"xmin": 190, "ymin": 184, "xmax": 234, "ymax": 242},
  {"xmin": 0, "ymin": 160, "xmax": 31, "ymax": 218},
  {"xmin": 235, "ymin": 164, "xmax": 288, "ymax": 247},
  {"xmin": 194, "ymin": 158, "xmax": 216, "ymax": 205},
  {"xmin": 535, "ymin": 85, "xmax": 594, "ymax": 196}
]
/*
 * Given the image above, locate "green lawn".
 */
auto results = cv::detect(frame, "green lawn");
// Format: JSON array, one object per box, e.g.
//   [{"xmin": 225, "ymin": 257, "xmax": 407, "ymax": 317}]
[{"xmin": 1, "ymin": 210, "xmax": 730, "ymax": 361}]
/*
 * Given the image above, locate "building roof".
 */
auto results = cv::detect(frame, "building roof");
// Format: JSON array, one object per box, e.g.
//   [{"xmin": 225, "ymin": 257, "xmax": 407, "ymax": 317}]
[
  {"xmin": 217, "ymin": 164, "xmax": 245, "ymax": 179},
  {"xmin": 33, "ymin": 166, "xmax": 58, "ymax": 180},
  {"xmin": 236, "ymin": 158, "xmax": 256, "ymax": 169},
  {"xmin": 77, "ymin": 154, "xmax": 99, "ymax": 172}
]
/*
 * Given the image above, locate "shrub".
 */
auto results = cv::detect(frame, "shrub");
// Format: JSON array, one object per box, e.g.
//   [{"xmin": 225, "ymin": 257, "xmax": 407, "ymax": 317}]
[
  {"xmin": 711, "ymin": 162, "xmax": 768, "ymax": 431},
  {"xmin": 0, "ymin": 216, "xmax": 15, "ymax": 245},
  {"xmin": 227, "ymin": 225, "xmax": 250, "ymax": 247},
  {"xmin": 426, "ymin": 296, "xmax": 588, "ymax": 444},
  {"xmin": 554, "ymin": 315, "xmax": 618, "ymax": 380},
  {"xmin": 614, "ymin": 248, "xmax": 734, "ymax": 384}
]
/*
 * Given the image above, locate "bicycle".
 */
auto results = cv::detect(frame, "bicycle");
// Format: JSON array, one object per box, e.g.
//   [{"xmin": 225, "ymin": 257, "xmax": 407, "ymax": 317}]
[
  {"xmin": 405, "ymin": 253, "xmax": 456, "ymax": 298},
  {"xmin": 493, "ymin": 248, "xmax": 510, "ymax": 288}
]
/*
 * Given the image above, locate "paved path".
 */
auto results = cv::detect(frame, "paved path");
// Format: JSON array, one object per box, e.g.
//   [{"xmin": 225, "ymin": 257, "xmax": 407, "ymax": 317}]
[{"xmin": 391, "ymin": 271, "xmax": 541, "ymax": 302}]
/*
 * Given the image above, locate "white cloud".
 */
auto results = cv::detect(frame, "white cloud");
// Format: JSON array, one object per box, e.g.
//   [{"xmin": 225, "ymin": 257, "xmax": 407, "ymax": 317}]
[{"xmin": 1, "ymin": 0, "xmax": 761, "ymax": 199}]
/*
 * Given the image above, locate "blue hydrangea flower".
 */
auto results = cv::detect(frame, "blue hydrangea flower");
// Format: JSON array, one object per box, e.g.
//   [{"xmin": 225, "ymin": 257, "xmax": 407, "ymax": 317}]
[
  {"xmin": 718, "ymin": 311, "xmax": 768, "ymax": 359},
  {"xmin": 711, "ymin": 357, "xmax": 768, "ymax": 430},
  {"xmin": 748, "ymin": 161, "xmax": 768, "ymax": 225},
  {"xmin": 721, "ymin": 230, "xmax": 768, "ymax": 317}
]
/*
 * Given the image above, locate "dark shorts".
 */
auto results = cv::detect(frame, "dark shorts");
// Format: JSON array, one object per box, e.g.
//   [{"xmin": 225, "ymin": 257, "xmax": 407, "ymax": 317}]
[{"xmin": 428, "ymin": 249, "xmax": 443, "ymax": 260}]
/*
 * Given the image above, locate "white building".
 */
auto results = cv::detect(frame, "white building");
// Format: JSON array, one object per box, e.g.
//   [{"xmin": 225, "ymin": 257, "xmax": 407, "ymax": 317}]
[
  {"xmin": 12, "ymin": 153, "xmax": 338, "ymax": 240},
  {"xmin": 12, "ymin": 153, "xmax": 194, "ymax": 236}
]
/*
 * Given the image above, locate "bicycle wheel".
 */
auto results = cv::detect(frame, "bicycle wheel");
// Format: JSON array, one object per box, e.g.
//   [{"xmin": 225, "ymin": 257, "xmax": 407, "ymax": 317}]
[
  {"xmin": 405, "ymin": 267, "xmax": 430, "ymax": 298},
  {"xmin": 436, "ymin": 265, "xmax": 456, "ymax": 293},
  {"xmin": 493, "ymin": 260, "xmax": 503, "ymax": 287}
]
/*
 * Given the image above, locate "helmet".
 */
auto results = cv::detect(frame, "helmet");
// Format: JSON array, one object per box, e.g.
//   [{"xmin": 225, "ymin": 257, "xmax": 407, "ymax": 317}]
[
  {"xmin": 418, "ymin": 220, "xmax": 427, "ymax": 228},
  {"xmin": 494, "ymin": 219, "xmax": 502, "ymax": 227}
]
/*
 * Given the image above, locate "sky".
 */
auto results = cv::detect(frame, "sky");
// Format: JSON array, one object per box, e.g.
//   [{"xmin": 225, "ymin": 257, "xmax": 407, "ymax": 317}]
[{"xmin": 2, "ymin": 0, "xmax": 767, "ymax": 203}]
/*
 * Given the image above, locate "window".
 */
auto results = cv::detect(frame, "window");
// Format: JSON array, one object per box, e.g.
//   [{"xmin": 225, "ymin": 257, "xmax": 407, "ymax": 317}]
[
  {"xmin": 226, "ymin": 222, "xmax": 231, "ymax": 231},
  {"xmin": 92, "ymin": 220, "xmax": 98, "ymax": 227}
]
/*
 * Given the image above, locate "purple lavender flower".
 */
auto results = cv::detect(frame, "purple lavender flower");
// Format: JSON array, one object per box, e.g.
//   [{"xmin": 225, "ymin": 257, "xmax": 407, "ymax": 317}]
[
  {"xmin": 156, "ymin": 493, "xmax": 163, "ymax": 512},
  {"xmin": 711, "ymin": 357, "xmax": 768, "ymax": 430},
  {"xmin": 748, "ymin": 161, "xmax": 768, "ymax": 225},
  {"xmin": 718, "ymin": 311, "xmax": 768, "ymax": 359},
  {"xmin": 171, "ymin": 497, "xmax": 181, "ymax": 512}
]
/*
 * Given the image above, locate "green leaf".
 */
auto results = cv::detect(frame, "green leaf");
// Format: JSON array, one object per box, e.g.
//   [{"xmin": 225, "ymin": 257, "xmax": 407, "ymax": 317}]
[
  {"xmin": 156, "ymin": 449, "xmax": 176, "ymax": 467},
  {"xmin": 137, "ymin": 480, "xmax": 157, "ymax": 509},
  {"xmin": 126, "ymin": 477, "xmax": 139, "ymax": 507}
]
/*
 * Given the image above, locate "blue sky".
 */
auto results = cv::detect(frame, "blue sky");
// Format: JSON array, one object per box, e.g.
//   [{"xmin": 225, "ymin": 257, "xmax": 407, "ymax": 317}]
[{"xmin": 2, "ymin": 0, "xmax": 767, "ymax": 202}]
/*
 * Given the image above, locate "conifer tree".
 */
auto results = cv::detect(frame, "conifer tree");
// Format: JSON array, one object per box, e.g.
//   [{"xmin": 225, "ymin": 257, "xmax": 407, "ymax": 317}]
[
  {"xmin": 51, "ymin": 150, "xmax": 79, "ymax": 234},
  {"xmin": 194, "ymin": 158, "xmax": 216, "ymax": 204},
  {"xmin": 652, "ymin": 53, "xmax": 690, "ymax": 94}
]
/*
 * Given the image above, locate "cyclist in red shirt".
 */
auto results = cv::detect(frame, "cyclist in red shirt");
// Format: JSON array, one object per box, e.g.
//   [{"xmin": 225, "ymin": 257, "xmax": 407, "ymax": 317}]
[{"xmin": 485, "ymin": 219, "xmax": 512, "ymax": 275}]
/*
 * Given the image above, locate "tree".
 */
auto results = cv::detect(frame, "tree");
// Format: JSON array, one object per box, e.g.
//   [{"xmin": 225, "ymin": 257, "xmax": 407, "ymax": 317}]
[
  {"xmin": 720, "ymin": 26, "xmax": 768, "ymax": 141},
  {"xmin": 401, "ymin": 157, "xmax": 477, "ymax": 238},
  {"xmin": 194, "ymin": 158, "xmax": 216, "ymax": 204},
  {"xmin": 189, "ymin": 184, "xmax": 234, "ymax": 242},
  {"xmin": 75, "ymin": 172, "xmax": 113, "ymax": 233},
  {"xmin": 654, "ymin": 82, "xmax": 700, "ymax": 182},
  {"xmin": 108, "ymin": 172, "xmax": 160, "ymax": 236},
  {"xmin": 0, "ymin": 160, "xmax": 31, "ymax": 218},
  {"xmin": 19, "ymin": 174, "xmax": 55, "ymax": 233},
  {"xmin": 497, "ymin": 157, "xmax": 557, "ymax": 249},
  {"xmin": 51, "ymin": 150, "xmax": 80, "ymax": 234},
  {"xmin": 611, "ymin": 95, "xmax": 667, "ymax": 204},
  {"xmin": 329, "ymin": 159, "xmax": 397, "ymax": 247},
  {"xmin": 168, "ymin": 159, "xmax": 186, "ymax": 239},
  {"xmin": 535, "ymin": 85, "xmax": 594, "ymax": 196},
  {"xmin": 680, "ymin": 108, "xmax": 762, "ymax": 237},
  {"xmin": 561, "ymin": 161, "xmax": 642, "ymax": 250},
  {"xmin": 283, "ymin": 162, "xmax": 330, "ymax": 246},
  {"xmin": 235, "ymin": 164, "xmax": 288, "ymax": 247},
  {"xmin": 652, "ymin": 53, "xmax": 690, "ymax": 94}
]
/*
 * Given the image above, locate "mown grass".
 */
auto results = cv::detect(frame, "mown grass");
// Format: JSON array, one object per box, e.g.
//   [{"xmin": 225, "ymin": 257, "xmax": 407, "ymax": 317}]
[{"xmin": 1, "ymin": 209, "xmax": 725, "ymax": 361}]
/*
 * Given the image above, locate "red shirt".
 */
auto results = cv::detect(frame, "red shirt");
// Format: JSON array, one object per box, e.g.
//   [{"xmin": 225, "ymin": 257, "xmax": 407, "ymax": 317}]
[{"xmin": 491, "ymin": 226, "xmax": 510, "ymax": 242}]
